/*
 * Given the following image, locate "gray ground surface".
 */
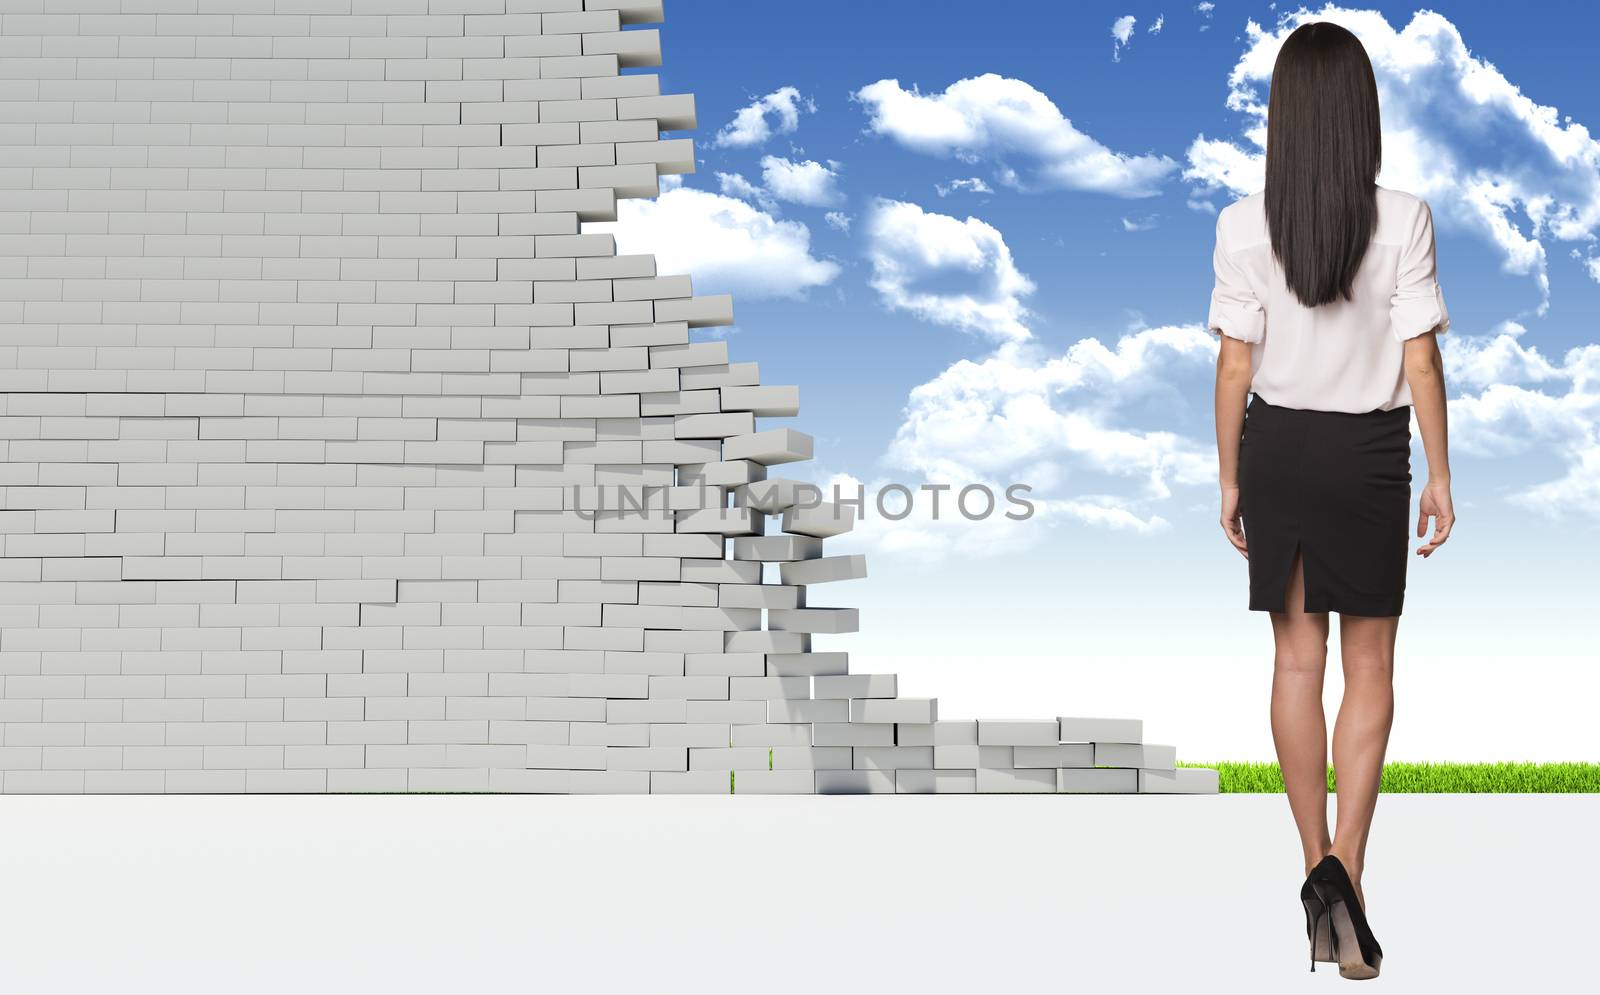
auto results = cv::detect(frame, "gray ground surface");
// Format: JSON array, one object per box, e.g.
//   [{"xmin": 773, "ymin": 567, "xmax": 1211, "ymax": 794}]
[{"xmin": 1, "ymin": 794, "xmax": 1590, "ymax": 993}]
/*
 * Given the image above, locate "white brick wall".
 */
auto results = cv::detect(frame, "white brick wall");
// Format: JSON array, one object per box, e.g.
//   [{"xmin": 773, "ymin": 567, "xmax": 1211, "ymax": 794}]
[{"xmin": 0, "ymin": 0, "xmax": 1215, "ymax": 795}]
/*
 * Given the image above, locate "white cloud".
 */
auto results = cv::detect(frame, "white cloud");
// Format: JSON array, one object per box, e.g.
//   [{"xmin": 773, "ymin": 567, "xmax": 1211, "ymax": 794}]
[
  {"xmin": 1453, "ymin": 375, "xmax": 1600, "ymax": 517},
  {"xmin": 833, "ymin": 327, "xmax": 1215, "ymax": 560},
  {"xmin": 1183, "ymin": 5, "xmax": 1600, "ymax": 309},
  {"xmin": 1181, "ymin": 135, "xmax": 1261, "ymax": 206},
  {"xmin": 1058, "ymin": 498, "xmax": 1171, "ymax": 532},
  {"xmin": 713, "ymin": 86, "xmax": 816, "ymax": 148},
  {"xmin": 824, "ymin": 211, "xmax": 852, "ymax": 232},
  {"xmin": 1444, "ymin": 327, "xmax": 1600, "ymax": 518},
  {"xmin": 1121, "ymin": 214, "xmax": 1160, "ymax": 231},
  {"xmin": 716, "ymin": 158, "xmax": 845, "ymax": 212},
  {"xmin": 588, "ymin": 176, "xmax": 840, "ymax": 301},
  {"xmin": 862, "ymin": 198, "xmax": 1037, "ymax": 343},
  {"xmin": 1112, "ymin": 15, "xmax": 1137, "ymax": 61},
  {"xmin": 935, "ymin": 177, "xmax": 995, "ymax": 197},
  {"xmin": 854, "ymin": 201, "xmax": 1222, "ymax": 552},
  {"xmin": 867, "ymin": 311, "xmax": 1600, "ymax": 549},
  {"xmin": 1150, "ymin": 14, "xmax": 1166, "ymax": 35},
  {"xmin": 715, "ymin": 171, "xmax": 775, "ymax": 212},
  {"xmin": 759, "ymin": 155, "xmax": 844, "ymax": 207},
  {"xmin": 1441, "ymin": 321, "xmax": 1564, "ymax": 391},
  {"xmin": 852, "ymin": 73, "xmax": 1178, "ymax": 198},
  {"xmin": 886, "ymin": 331, "xmax": 1219, "ymax": 494}
]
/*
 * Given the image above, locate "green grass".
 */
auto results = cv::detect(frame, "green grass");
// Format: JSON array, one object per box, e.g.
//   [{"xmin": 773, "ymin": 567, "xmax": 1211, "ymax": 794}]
[{"xmin": 1181, "ymin": 761, "xmax": 1600, "ymax": 793}]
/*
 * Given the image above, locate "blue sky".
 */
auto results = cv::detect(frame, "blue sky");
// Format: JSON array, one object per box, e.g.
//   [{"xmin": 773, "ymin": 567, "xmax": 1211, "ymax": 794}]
[{"xmin": 592, "ymin": 2, "xmax": 1600, "ymax": 761}]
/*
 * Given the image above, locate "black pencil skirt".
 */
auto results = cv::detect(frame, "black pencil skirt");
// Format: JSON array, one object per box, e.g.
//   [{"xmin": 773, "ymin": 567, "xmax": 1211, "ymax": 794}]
[{"xmin": 1237, "ymin": 394, "xmax": 1413, "ymax": 617}]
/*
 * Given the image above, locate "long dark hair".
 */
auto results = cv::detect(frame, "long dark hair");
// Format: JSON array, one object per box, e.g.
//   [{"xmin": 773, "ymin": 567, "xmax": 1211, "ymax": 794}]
[{"xmin": 1265, "ymin": 21, "xmax": 1382, "ymax": 308}]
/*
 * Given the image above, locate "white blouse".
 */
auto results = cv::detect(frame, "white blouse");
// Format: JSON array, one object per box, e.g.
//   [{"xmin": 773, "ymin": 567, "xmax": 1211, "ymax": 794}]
[{"xmin": 1207, "ymin": 184, "xmax": 1450, "ymax": 413}]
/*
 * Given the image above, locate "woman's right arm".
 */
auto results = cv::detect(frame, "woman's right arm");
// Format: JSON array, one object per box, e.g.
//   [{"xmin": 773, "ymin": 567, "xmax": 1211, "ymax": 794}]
[{"xmin": 1402, "ymin": 331, "xmax": 1454, "ymax": 556}]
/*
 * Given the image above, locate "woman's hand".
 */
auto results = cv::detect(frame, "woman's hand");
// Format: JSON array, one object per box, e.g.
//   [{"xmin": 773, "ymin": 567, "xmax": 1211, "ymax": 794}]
[
  {"xmin": 1416, "ymin": 478, "xmax": 1454, "ymax": 557},
  {"xmin": 1220, "ymin": 485, "xmax": 1248, "ymax": 558}
]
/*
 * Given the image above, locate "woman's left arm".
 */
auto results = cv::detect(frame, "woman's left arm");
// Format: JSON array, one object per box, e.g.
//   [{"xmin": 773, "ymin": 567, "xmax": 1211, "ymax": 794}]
[
  {"xmin": 1215, "ymin": 336, "xmax": 1253, "ymax": 557},
  {"xmin": 1403, "ymin": 331, "xmax": 1454, "ymax": 556}
]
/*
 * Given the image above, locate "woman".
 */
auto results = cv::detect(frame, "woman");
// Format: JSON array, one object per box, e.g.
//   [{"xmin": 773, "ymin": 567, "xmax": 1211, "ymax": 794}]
[{"xmin": 1207, "ymin": 21, "xmax": 1455, "ymax": 981}]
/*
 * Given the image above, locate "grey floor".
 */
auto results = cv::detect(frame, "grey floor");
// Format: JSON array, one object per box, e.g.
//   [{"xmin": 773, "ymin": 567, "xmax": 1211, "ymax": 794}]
[{"xmin": 0, "ymin": 794, "xmax": 1590, "ymax": 993}]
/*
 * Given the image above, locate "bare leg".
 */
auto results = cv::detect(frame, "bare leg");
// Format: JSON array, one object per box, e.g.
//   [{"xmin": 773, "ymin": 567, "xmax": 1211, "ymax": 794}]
[
  {"xmin": 1330, "ymin": 611, "xmax": 1399, "ymax": 910},
  {"xmin": 1268, "ymin": 549, "xmax": 1332, "ymax": 877}
]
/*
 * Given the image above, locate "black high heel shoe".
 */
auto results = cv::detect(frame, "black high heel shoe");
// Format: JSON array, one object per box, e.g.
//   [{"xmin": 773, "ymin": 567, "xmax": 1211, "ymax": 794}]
[
  {"xmin": 1307, "ymin": 854, "xmax": 1384, "ymax": 980},
  {"xmin": 1300, "ymin": 871, "xmax": 1335, "ymax": 971}
]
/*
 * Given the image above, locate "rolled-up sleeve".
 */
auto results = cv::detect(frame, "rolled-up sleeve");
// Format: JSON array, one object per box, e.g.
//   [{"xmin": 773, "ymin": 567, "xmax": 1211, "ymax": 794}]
[
  {"xmin": 1390, "ymin": 197, "xmax": 1450, "ymax": 342},
  {"xmin": 1207, "ymin": 214, "xmax": 1265, "ymax": 344}
]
